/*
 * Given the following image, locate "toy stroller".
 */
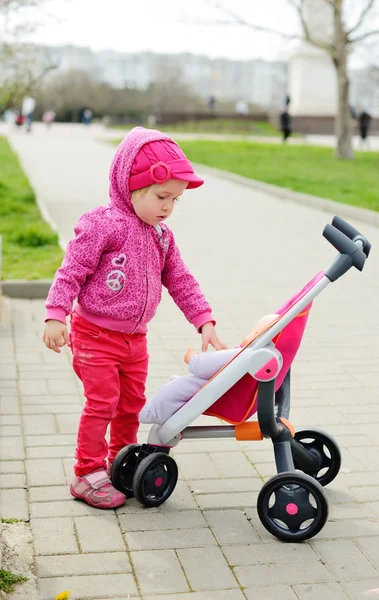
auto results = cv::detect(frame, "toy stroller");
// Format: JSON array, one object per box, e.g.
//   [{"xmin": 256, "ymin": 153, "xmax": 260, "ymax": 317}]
[{"xmin": 111, "ymin": 216, "xmax": 371, "ymax": 542}]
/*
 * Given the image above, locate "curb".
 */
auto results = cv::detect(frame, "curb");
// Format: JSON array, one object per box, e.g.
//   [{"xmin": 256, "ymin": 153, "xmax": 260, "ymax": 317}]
[
  {"xmin": 195, "ymin": 163, "xmax": 379, "ymax": 227},
  {"xmin": 1, "ymin": 280, "xmax": 52, "ymax": 299}
]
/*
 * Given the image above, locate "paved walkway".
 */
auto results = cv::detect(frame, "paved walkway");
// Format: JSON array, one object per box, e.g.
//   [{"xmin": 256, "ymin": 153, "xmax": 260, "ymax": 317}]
[{"xmin": 1, "ymin": 124, "xmax": 379, "ymax": 599}]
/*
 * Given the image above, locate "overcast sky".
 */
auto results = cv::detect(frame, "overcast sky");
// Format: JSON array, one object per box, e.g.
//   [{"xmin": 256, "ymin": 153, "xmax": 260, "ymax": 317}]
[{"xmin": 4, "ymin": 0, "xmax": 379, "ymax": 65}]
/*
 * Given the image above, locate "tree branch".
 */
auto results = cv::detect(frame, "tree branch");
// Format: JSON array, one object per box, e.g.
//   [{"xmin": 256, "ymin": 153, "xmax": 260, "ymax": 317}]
[
  {"xmin": 202, "ymin": 0, "xmax": 302, "ymax": 40},
  {"xmin": 346, "ymin": 0, "xmax": 375, "ymax": 35},
  {"xmin": 349, "ymin": 29, "xmax": 379, "ymax": 44},
  {"xmin": 288, "ymin": 0, "xmax": 335, "ymax": 54}
]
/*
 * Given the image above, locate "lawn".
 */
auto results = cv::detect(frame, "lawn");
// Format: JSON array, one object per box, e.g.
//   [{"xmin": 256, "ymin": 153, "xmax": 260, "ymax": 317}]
[
  {"xmin": 111, "ymin": 118, "xmax": 291, "ymax": 137},
  {"xmin": 178, "ymin": 140, "xmax": 379, "ymax": 212},
  {"xmin": 0, "ymin": 136, "xmax": 64, "ymax": 279}
]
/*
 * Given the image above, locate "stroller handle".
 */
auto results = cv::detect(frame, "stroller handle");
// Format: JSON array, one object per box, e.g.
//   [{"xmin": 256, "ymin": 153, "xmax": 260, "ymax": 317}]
[
  {"xmin": 323, "ymin": 216, "xmax": 370, "ymax": 282},
  {"xmin": 332, "ymin": 215, "xmax": 371, "ymax": 257}
]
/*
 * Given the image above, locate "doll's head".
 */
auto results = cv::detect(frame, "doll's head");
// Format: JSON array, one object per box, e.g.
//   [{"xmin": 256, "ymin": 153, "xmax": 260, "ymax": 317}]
[{"xmin": 241, "ymin": 313, "xmax": 279, "ymax": 347}]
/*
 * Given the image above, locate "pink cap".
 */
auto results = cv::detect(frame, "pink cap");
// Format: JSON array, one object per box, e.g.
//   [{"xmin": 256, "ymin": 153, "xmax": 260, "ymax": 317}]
[{"xmin": 129, "ymin": 139, "xmax": 204, "ymax": 191}]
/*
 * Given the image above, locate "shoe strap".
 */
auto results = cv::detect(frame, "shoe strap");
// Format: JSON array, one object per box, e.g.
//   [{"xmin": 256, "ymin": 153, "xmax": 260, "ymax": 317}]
[{"xmin": 84, "ymin": 470, "xmax": 111, "ymax": 489}]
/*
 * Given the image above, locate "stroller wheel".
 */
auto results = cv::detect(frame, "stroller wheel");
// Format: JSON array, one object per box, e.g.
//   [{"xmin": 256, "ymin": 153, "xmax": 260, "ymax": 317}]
[
  {"xmin": 292, "ymin": 429, "xmax": 341, "ymax": 487},
  {"xmin": 257, "ymin": 471, "xmax": 329, "ymax": 542},
  {"xmin": 133, "ymin": 452, "xmax": 178, "ymax": 507},
  {"xmin": 110, "ymin": 444, "xmax": 141, "ymax": 497}
]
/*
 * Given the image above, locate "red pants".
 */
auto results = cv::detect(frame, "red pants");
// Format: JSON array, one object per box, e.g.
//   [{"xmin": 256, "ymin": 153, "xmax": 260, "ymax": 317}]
[{"xmin": 70, "ymin": 312, "xmax": 149, "ymax": 477}]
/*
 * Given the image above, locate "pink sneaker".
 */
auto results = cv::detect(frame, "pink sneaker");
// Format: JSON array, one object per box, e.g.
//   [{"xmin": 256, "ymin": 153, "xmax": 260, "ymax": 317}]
[{"xmin": 70, "ymin": 469, "xmax": 126, "ymax": 509}]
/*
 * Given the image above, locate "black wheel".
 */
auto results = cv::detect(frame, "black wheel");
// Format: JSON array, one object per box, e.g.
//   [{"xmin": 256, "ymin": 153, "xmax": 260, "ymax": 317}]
[
  {"xmin": 110, "ymin": 444, "xmax": 141, "ymax": 497},
  {"xmin": 257, "ymin": 471, "xmax": 329, "ymax": 542},
  {"xmin": 292, "ymin": 429, "xmax": 341, "ymax": 487},
  {"xmin": 133, "ymin": 452, "xmax": 178, "ymax": 507}
]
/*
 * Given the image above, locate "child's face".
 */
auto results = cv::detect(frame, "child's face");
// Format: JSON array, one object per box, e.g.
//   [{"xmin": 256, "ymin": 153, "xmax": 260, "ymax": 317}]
[{"xmin": 131, "ymin": 179, "xmax": 188, "ymax": 226}]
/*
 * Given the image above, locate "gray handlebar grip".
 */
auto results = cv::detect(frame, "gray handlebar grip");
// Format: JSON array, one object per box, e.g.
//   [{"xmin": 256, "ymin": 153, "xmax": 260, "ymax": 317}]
[
  {"xmin": 332, "ymin": 216, "xmax": 360, "ymax": 240},
  {"xmin": 323, "ymin": 224, "xmax": 366, "ymax": 281},
  {"xmin": 332, "ymin": 216, "xmax": 371, "ymax": 257}
]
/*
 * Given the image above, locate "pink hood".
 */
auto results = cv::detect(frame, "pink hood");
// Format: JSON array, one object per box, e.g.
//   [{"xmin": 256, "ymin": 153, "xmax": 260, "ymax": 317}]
[{"xmin": 45, "ymin": 127, "xmax": 214, "ymax": 334}]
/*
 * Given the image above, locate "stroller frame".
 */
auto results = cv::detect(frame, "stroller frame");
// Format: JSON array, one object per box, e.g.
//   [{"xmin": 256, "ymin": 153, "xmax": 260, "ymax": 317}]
[{"xmin": 111, "ymin": 216, "xmax": 371, "ymax": 542}]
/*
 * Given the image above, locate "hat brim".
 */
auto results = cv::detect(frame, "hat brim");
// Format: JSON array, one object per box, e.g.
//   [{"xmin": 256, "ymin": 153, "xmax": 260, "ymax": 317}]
[{"xmin": 173, "ymin": 172, "xmax": 204, "ymax": 189}]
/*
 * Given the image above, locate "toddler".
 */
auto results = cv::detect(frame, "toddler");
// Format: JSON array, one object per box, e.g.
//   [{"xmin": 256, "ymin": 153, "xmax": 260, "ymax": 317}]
[{"xmin": 42, "ymin": 127, "xmax": 226, "ymax": 509}]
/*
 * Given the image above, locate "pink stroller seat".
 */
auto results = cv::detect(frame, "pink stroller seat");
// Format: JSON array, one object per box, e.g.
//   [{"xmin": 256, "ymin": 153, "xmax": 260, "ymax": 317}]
[{"xmin": 203, "ymin": 272, "xmax": 324, "ymax": 424}]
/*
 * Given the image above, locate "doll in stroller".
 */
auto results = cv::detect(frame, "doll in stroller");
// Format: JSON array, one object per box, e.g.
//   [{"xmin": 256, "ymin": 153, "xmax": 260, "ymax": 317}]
[{"xmin": 111, "ymin": 216, "xmax": 371, "ymax": 542}]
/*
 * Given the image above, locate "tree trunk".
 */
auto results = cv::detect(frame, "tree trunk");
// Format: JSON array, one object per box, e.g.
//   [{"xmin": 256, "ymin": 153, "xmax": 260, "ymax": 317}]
[{"xmin": 334, "ymin": 0, "xmax": 354, "ymax": 159}]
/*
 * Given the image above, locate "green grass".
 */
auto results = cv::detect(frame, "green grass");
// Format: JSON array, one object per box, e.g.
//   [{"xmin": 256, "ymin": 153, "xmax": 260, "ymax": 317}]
[
  {"xmin": 177, "ymin": 140, "xmax": 379, "ymax": 212},
  {"xmin": 0, "ymin": 569, "xmax": 27, "ymax": 593},
  {"xmin": 111, "ymin": 118, "xmax": 297, "ymax": 137},
  {"xmin": 0, "ymin": 136, "xmax": 64, "ymax": 279}
]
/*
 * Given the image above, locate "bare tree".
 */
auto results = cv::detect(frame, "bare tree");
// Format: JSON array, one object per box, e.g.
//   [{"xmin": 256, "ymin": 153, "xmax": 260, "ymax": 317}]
[
  {"xmin": 198, "ymin": 0, "xmax": 379, "ymax": 159},
  {"xmin": 290, "ymin": 0, "xmax": 379, "ymax": 158},
  {"xmin": 0, "ymin": 0, "xmax": 57, "ymax": 112}
]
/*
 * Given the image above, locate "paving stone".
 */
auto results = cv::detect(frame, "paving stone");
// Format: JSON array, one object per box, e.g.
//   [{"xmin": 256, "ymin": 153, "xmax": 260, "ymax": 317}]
[
  {"xmin": 209, "ymin": 451, "xmax": 258, "ymax": 478},
  {"xmin": 31, "ymin": 499, "xmax": 103, "ymax": 518},
  {"xmin": 23, "ymin": 414, "xmax": 57, "ymax": 435},
  {"xmin": 0, "ymin": 396, "xmax": 20, "ymax": 414},
  {"xmin": 56, "ymin": 413, "xmax": 80, "ymax": 434},
  {"xmin": 25, "ymin": 433, "xmax": 77, "ymax": 447},
  {"xmin": 26, "ymin": 458, "xmax": 66, "ymax": 486},
  {"xmin": 177, "ymin": 547, "xmax": 238, "ymax": 590},
  {"xmin": 124, "ymin": 527, "xmax": 216, "ymax": 550},
  {"xmin": 293, "ymin": 582, "xmax": 349, "ymax": 599},
  {"xmin": 187, "ymin": 477, "xmax": 262, "ymax": 494},
  {"xmin": 0, "ymin": 436, "xmax": 25, "ymax": 459},
  {"xmin": 176, "ymin": 453, "xmax": 221, "ymax": 479},
  {"xmin": 38, "ymin": 573, "xmax": 138, "ymax": 599},
  {"xmin": 312, "ymin": 519, "xmax": 379, "ymax": 539},
  {"xmin": 0, "ymin": 460, "xmax": 24, "ymax": 474},
  {"xmin": 75, "ymin": 514, "xmax": 125, "ymax": 552},
  {"xmin": 234, "ymin": 560, "xmax": 333, "ymax": 587},
  {"xmin": 131, "ymin": 549, "xmax": 189, "ymax": 594},
  {"xmin": 32, "ymin": 517, "xmax": 77, "ymax": 555},
  {"xmin": 205, "ymin": 510, "xmax": 260, "ymax": 545},
  {"xmin": 342, "ymin": 579, "xmax": 379, "ymax": 599},
  {"xmin": 244, "ymin": 586, "xmax": 298, "ymax": 600},
  {"xmin": 0, "ymin": 488, "xmax": 28, "ymax": 520},
  {"xmin": 29, "ymin": 485, "xmax": 72, "ymax": 503},
  {"xmin": 224, "ymin": 541, "xmax": 318, "ymax": 565},
  {"xmin": 356, "ymin": 537, "xmax": 379, "ymax": 569},
  {"xmin": 156, "ymin": 480, "xmax": 199, "ymax": 511},
  {"xmin": 26, "ymin": 444, "xmax": 75, "ymax": 459},
  {"xmin": 312, "ymin": 539, "xmax": 377, "ymax": 580},
  {"xmin": 119, "ymin": 509, "xmax": 207, "ymax": 532},
  {"xmin": 19, "ymin": 379, "xmax": 49, "ymax": 395},
  {"xmin": 143, "ymin": 591, "xmax": 245, "ymax": 600},
  {"xmin": 196, "ymin": 491, "xmax": 258, "ymax": 510},
  {"xmin": 0, "ymin": 424, "xmax": 22, "ymax": 436},
  {"xmin": 36, "ymin": 551, "xmax": 132, "ymax": 577},
  {"xmin": 21, "ymin": 394, "xmax": 81, "ymax": 405},
  {"xmin": 47, "ymin": 379, "xmax": 80, "ymax": 394},
  {"xmin": 0, "ymin": 473, "xmax": 25, "ymax": 488}
]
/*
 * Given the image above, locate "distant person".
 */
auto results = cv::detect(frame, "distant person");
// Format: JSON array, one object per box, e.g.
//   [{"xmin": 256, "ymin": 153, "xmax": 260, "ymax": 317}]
[
  {"xmin": 280, "ymin": 107, "xmax": 292, "ymax": 143},
  {"xmin": 82, "ymin": 108, "xmax": 93, "ymax": 126},
  {"xmin": 358, "ymin": 110, "xmax": 372, "ymax": 148},
  {"xmin": 42, "ymin": 110, "xmax": 56, "ymax": 129},
  {"xmin": 208, "ymin": 95, "xmax": 216, "ymax": 115},
  {"xmin": 15, "ymin": 112, "xmax": 25, "ymax": 128},
  {"xmin": 21, "ymin": 96, "xmax": 36, "ymax": 133},
  {"xmin": 236, "ymin": 100, "xmax": 248, "ymax": 116}
]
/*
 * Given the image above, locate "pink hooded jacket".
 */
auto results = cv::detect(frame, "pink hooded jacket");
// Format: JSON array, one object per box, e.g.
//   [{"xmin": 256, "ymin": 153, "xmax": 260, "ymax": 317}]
[{"xmin": 45, "ymin": 127, "xmax": 214, "ymax": 334}]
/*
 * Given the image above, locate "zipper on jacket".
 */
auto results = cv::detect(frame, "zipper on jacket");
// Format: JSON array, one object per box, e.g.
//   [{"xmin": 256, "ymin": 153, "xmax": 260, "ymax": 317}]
[{"xmin": 131, "ymin": 225, "xmax": 149, "ymax": 333}]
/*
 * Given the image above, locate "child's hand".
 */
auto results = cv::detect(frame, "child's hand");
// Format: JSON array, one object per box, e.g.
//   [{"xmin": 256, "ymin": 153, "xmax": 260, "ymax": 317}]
[
  {"xmin": 184, "ymin": 347, "xmax": 197, "ymax": 364},
  {"xmin": 201, "ymin": 322, "xmax": 228, "ymax": 352},
  {"xmin": 42, "ymin": 320, "xmax": 70, "ymax": 353}
]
